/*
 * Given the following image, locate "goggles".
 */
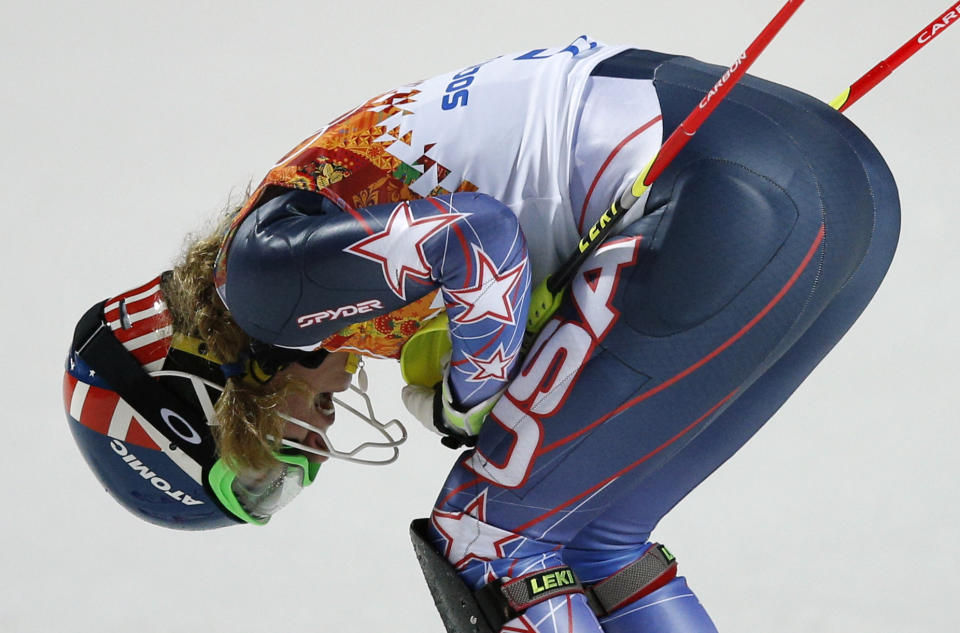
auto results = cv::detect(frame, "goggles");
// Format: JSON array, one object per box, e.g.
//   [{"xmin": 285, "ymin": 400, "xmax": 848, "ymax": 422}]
[{"xmin": 208, "ymin": 451, "xmax": 320, "ymax": 525}]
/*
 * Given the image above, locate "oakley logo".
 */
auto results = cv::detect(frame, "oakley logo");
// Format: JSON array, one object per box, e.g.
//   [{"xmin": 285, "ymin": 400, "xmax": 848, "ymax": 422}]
[
  {"xmin": 297, "ymin": 299, "xmax": 384, "ymax": 328},
  {"xmin": 109, "ymin": 440, "xmax": 204, "ymax": 506},
  {"xmin": 160, "ymin": 408, "xmax": 202, "ymax": 445}
]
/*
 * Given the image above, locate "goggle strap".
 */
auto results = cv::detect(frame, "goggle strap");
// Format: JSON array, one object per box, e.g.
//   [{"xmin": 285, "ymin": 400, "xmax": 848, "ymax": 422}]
[
  {"xmin": 208, "ymin": 459, "xmax": 266, "ymax": 526},
  {"xmin": 72, "ymin": 301, "xmax": 219, "ymax": 467}
]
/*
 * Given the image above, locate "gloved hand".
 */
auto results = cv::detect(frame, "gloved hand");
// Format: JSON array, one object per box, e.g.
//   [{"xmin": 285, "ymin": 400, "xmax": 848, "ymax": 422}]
[{"xmin": 401, "ymin": 377, "xmax": 505, "ymax": 449}]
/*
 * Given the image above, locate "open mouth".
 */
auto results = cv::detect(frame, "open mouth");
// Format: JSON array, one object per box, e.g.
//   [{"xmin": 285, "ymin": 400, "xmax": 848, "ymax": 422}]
[{"xmin": 315, "ymin": 392, "xmax": 335, "ymax": 419}]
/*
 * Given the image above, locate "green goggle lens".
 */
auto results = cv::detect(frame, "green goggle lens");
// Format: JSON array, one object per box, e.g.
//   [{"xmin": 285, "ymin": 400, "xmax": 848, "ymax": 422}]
[{"xmin": 208, "ymin": 453, "xmax": 321, "ymax": 525}]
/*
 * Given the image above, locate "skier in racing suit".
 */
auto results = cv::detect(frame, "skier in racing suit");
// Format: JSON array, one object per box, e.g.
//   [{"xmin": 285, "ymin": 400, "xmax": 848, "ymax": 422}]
[{"xmin": 174, "ymin": 36, "xmax": 905, "ymax": 632}]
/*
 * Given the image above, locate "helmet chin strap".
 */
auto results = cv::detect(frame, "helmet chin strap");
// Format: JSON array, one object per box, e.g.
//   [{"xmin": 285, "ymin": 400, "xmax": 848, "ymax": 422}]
[{"xmin": 150, "ymin": 362, "xmax": 408, "ymax": 467}]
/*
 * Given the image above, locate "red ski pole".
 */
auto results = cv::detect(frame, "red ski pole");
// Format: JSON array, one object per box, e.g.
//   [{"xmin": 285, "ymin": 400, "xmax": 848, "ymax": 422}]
[
  {"xmin": 526, "ymin": 0, "xmax": 806, "ymax": 336},
  {"xmin": 831, "ymin": 2, "xmax": 960, "ymax": 112},
  {"xmin": 638, "ymin": 0, "xmax": 805, "ymax": 189}
]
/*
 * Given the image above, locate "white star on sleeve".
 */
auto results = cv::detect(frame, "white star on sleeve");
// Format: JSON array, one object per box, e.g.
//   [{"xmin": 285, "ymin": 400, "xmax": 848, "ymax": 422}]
[
  {"xmin": 345, "ymin": 201, "xmax": 465, "ymax": 300},
  {"xmin": 465, "ymin": 345, "xmax": 518, "ymax": 382},
  {"xmin": 447, "ymin": 245, "xmax": 526, "ymax": 325}
]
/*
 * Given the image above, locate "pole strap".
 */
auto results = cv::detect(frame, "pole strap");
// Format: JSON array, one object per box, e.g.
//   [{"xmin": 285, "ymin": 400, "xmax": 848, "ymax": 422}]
[
  {"xmin": 476, "ymin": 544, "xmax": 678, "ymax": 627},
  {"xmin": 411, "ymin": 520, "xmax": 681, "ymax": 632},
  {"xmin": 476, "ymin": 567, "xmax": 584, "ymax": 628},
  {"xmin": 583, "ymin": 544, "xmax": 679, "ymax": 617}
]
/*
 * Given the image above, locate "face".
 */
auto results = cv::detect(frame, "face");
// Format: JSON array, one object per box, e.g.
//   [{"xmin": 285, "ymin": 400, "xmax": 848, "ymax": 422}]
[{"xmin": 277, "ymin": 352, "xmax": 354, "ymax": 462}]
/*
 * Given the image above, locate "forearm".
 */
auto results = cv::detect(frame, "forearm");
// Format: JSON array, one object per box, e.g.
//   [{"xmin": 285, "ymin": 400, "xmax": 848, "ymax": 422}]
[{"xmin": 424, "ymin": 194, "xmax": 531, "ymax": 408}]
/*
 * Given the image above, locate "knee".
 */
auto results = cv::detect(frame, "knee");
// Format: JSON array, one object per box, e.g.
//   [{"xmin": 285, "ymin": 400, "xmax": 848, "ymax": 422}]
[{"xmin": 565, "ymin": 543, "xmax": 654, "ymax": 583}]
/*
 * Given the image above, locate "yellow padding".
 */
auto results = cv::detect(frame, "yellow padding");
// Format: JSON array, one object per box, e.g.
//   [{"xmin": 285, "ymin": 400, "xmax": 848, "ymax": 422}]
[
  {"xmin": 170, "ymin": 333, "xmax": 270, "ymax": 385},
  {"xmin": 170, "ymin": 333, "xmax": 222, "ymax": 364},
  {"xmin": 400, "ymin": 313, "xmax": 452, "ymax": 387}
]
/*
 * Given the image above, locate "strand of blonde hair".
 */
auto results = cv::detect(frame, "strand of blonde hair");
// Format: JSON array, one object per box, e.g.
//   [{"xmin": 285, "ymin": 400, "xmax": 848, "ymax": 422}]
[{"xmin": 162, "ymin": 204, "xmax": 296, "ymax": 472}]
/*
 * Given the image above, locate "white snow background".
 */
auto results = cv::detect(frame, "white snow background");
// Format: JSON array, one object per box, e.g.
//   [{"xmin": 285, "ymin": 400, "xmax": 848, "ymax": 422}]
[{"xmin": 1, "ymin": 1, "xmax": 956, "ymax": 631}]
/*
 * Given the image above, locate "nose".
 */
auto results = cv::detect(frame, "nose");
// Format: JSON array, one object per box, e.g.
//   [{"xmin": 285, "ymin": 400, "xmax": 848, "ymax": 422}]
[{"xmin": 301, "ymin": 430, "xmax": 330, "ymax": 462}]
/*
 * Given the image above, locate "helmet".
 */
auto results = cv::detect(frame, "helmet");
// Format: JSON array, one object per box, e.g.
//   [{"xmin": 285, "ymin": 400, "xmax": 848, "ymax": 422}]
[{"xmin": 64, "ymin": 274, "xmax": 407, "ymax": 530}]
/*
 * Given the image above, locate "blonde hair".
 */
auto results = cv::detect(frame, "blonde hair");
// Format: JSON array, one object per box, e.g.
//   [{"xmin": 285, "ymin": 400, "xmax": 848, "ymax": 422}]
[{"xmin": 161, "ymin": 204, "xmax": 299, "ymax": 472}]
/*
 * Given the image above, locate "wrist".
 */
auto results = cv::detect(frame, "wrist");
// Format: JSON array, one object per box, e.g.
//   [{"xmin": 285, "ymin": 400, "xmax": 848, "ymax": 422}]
[{"xmin": 437, "ymin": 379, "xmax": 505, "ymax": 437}]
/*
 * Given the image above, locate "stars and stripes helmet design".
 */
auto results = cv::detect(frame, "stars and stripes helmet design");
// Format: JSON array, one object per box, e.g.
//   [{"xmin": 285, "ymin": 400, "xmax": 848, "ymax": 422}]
[
  {"xmin": 63, "ymin": 274, "xmax": 242, "ymax": 529},
  {"xmin": 64, "ymin": 273, "xmax": 407, "ymax": 529}
]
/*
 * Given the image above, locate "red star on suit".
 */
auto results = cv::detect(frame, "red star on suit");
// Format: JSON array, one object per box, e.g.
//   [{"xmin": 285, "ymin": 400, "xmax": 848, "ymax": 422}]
[
  {"xmin": 431, "ymin": 490, "xmax": 523, "ymax": 570},
  {"xmin": 447, "ymin": 245, "xmax": 526, "ymax": 325},
  {"xmin": 345, "ymin": 201, "xmax": 465, "ymax": 300}
]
